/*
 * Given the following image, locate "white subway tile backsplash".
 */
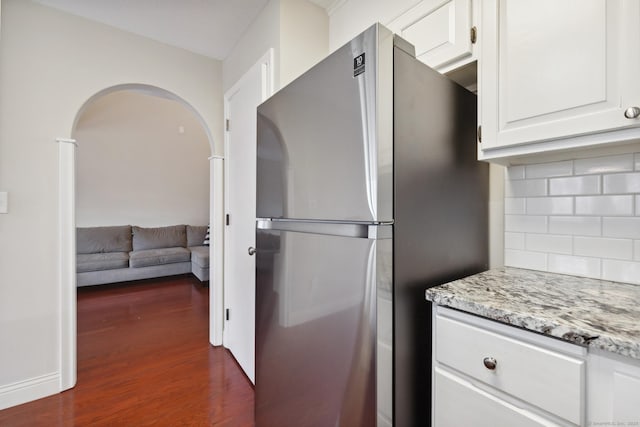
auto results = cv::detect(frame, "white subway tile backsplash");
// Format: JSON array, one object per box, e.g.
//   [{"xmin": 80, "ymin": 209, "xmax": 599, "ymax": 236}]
[
  {"xmin": 526, "ymin": 197, "xmax": 573, "ymax": 215},
  {"xmin": 574, "ymin": 237, "xmax": 633, "ymax": 260},
  {"xmin": 507, "ymin": 166, "xmax": 525, "ymax": 180},
  {"xmin": 505, "ymin": 249, "xmax": 547, "ymax": 270},
  {"xmin": 549, "ymin": 176, "xmax": 600, "ymax": 196},
  {"xmin": 575, "ymin": 154, "xmax": 634, "ymax": 175},
  {"xmin": 505, "ymin": 232, "xmax": 525, "ymax": 250},
  {"xmin": 505, "ymin": 198, "xmax": 526, "ymax": 215},
  {"xmin": 525, "ymin": 161, "xmax": 573, "ymax": 178},
  {"xmin": 603, "ymin": 217, "xmax": 640, "ymax": 239},
  {"xmin": 505, "ymin": 179, "xmax": 547, "ymax": 197},
  {"xmin": 548, "ymin": 254, "xmax": 601, "ymax": 278},
  {"xmin": 505, "ymin": 215, "xmax": 548, "ymax": 233},
  {"xmin": 603, "ymin": 173, "xmax": 640, "ymax": 194},
  {"xmin": 526, "ymin": 234, "xmax": 572, "ymax": 254},
  {"xmin": 548, "ymin": 216, "xmax": 601, "ymax": 236},
  {"xmin": 602, "ymin": 260, "xmax": 640, "ymax": 285},
  {"xmin": 575, "ymin": 195, "xmax": 634, "ymax": 216},
  {"xmin": 505, "ymin": 156, "xmax": 640, "ymax": 285}
]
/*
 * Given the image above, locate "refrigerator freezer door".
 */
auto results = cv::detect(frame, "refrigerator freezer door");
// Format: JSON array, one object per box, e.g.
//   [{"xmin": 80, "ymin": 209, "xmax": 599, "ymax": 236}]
[
  {"xmin": 256, "ymin": 24, "xmax": 393, "ymax": 223},
  {"xmin": 255, "ymin": 225, "xmax": 392, "ymax": 427}
]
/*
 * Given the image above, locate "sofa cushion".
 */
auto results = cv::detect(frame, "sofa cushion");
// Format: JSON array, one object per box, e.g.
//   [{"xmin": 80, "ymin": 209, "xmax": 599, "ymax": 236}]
[
  {"xmin": 129, "ymin": 247, "xmax": 191, "ymax": 268},
  {"xmin": 77, "ymin": 252, "xmax": 129, "ymax": 273},
  {"xmin": 186, "ymin": 225, "xmax": 208, "ymax": 247},
  {"xmin": 189, "ymin": 246, "xmax": 210, "ymax": 268},
  {"xmin": 77, "ymin": 226, "xmax": 132, "ymax": 254},
  {"xmin": 132, "ymin": 225, "xmax": 186, "ymax": 251}
]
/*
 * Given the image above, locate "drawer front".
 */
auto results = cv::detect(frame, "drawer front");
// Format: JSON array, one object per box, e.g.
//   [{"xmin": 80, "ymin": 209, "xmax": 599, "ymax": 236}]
[
  {"xmin": 434, "ymin": 367, "xmax": 559, "ymax": 427},
  {"xmin": 435, "ymin": 314, "xmax": 584, "ymax": 424}
]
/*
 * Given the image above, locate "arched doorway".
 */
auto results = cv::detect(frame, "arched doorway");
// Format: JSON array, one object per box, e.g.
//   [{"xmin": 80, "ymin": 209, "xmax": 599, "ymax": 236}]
[
  {"xmin": 74, "ymin": 88, "xmax": 210, "ymax": 226},
  {"xmin": 58, "ymin": 83, "xmax": 223, "ymax": 391}
]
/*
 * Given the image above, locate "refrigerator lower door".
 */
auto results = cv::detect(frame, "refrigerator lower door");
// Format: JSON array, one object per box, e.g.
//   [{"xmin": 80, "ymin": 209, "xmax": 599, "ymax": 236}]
[{"xmin": 255, "ymin": 222, "xmax": 392, "ymax": 427}]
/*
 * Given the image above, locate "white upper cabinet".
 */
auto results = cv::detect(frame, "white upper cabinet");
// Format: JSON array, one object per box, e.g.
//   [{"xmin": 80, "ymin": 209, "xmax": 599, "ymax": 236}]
[
  {"xmin": 387, "ymin": 0, "xmax": 476, "ymax": 73},
  {"xmin": 479, "ymin": 0, "xmax": 640, "ymax": 162}
]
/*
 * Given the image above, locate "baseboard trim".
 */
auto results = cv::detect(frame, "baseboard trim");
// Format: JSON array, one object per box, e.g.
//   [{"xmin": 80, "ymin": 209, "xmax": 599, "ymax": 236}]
[{"xmin": 0, "ymin": 372, "xmax": 60, "ymax": 410}]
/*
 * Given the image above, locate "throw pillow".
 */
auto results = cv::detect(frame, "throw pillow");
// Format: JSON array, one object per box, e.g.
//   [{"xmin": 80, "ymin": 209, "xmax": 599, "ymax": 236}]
[{"xmin": 203, "ymin": 225, "xmax": 210, "ymax": 246}]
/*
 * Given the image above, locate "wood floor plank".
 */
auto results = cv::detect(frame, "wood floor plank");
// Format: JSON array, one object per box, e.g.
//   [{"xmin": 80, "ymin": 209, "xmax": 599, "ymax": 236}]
[{"xmin": 0, "ymin": 275, "xmax": 254, "ymax": 426}]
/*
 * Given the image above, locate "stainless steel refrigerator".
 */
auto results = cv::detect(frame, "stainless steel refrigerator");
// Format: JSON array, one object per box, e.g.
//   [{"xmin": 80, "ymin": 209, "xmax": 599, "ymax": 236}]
[{"xmin": 255, "ymin": 24, "xmax": 488, "ymax": 427}]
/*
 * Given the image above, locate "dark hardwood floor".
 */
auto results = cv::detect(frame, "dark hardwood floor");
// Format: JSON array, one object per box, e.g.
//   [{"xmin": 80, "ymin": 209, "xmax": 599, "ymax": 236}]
[{"xmin": 0, "ymin": 275, "xmax": 254, "ymax": 426}]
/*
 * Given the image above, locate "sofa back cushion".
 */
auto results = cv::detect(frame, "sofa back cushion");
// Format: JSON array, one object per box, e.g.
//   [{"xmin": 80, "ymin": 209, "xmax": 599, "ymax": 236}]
[
  {"xmin": 132, "ymin": 225, "xmax": 187, "ymax": 251},
  {"xmin": 186, "ymin": 225, "xmax": 208, "ymax": 247},
  {"xmin": 77, "ymin": 226, "xmax": 133, "ymax": 254}
]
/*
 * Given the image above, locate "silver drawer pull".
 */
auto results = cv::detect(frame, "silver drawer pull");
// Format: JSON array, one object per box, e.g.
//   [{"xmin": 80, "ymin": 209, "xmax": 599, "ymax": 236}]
[
  {"xmin": 483, "ymin": 357, "xmax": 497, "ymax": 370},
  {"xmin": 624, "ymin": 106, "xmax": 640, "ymax": 119}
]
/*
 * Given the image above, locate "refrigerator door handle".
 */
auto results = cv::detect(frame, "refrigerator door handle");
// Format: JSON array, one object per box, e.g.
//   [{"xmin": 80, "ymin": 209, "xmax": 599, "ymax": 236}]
[{"xmin": 256, "ymin": 219, "xmax": 391, "ymax": 240}]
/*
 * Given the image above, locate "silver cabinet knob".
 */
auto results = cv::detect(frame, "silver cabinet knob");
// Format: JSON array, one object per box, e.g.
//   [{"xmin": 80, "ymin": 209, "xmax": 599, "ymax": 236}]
[
  {"xmin": 483, "ymin": 357, "xmax": 497, "ymax": 370},
  {"xmin": 624, "ymin": 106, "xmax": 640, "ymax": 119},
  {"xmin": 248, "ymin": 246, "xmax": 256, "ymax": 256}
]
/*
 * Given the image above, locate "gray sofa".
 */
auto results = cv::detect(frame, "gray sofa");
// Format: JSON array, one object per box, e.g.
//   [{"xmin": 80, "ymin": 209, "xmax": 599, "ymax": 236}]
[{"xmin": 76, "ymin": 224, "xmax": 210, "ymax": 287}]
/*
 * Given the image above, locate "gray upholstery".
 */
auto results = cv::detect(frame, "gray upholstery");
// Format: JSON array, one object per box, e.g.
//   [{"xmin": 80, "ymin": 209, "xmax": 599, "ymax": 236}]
[
  {"xmin": 129, "ymin": 247, "xmax": 191, "ymax": 268},
  {"xmin": 76, "ymin": 225, "xmax": 210, "ymax": 286},
  {"xmin": 77, "ymin": 226, "xmax": 132, "ymax": 254},
  {"xmin": 78, "ymin": 262, "xmax": 192, "ymax": 287},
  {"xmin": 187, "ymin": 225, "xmax": 208, "ymax": 247},
  {"xmin": 192, "ymin": 263, "xmax": 209, "ymax": 282},
  {"xmin": 77, "ymin": 252, "xmax": 129, "ymax": 273},
  {"xmin": 132, "ymin": 225, "xmax": 186, "ymax": 251},
  {"xmin": 189, "ymin": 246, "xmax": 210, "ymax": 268}
]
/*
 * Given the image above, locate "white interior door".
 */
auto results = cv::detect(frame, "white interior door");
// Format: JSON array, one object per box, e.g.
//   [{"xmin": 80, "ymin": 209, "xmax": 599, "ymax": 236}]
[{"xmin": 223, "ymin": 51, "xmax": 273, "ymax": 384}]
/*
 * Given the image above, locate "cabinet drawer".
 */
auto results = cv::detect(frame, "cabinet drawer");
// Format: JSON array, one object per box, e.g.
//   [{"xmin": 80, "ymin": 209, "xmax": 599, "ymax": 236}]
[
  {"xmin": 435, "ymin": 313, "xmax": 584, "ymax": 424},
  {"xmin": 434, "ymin": 367, "xmax": 558, "ymax": 427}
]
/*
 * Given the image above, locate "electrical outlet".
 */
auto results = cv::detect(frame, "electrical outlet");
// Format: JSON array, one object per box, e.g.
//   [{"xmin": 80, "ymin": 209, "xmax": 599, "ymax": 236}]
[{"xmin": 0, "ymin": 192, "xmax": 8, "ymax": 214}]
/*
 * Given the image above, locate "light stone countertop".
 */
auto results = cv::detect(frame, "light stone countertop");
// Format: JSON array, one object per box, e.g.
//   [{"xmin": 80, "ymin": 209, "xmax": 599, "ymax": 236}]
[{"xmin": 425, "ymin": 267, "xmax": 640, "ymax": 359}]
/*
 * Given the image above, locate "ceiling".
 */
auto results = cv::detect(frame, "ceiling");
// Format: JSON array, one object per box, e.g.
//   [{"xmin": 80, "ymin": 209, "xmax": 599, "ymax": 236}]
[{"xmin": 32, "ymin": 0, "xmax": 331, "ymax": 60}]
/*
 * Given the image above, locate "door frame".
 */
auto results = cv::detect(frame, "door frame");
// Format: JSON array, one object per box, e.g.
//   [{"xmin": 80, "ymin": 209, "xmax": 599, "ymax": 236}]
[{"xmin": 220, "ymin": 49, "xmax": 274, "ymax": 349}]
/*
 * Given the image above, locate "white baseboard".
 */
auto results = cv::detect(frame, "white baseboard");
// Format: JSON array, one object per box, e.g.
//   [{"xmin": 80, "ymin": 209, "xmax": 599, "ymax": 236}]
[{"xmin": 0, "ymin": 372, "xmax": 60, "ymax": 410}]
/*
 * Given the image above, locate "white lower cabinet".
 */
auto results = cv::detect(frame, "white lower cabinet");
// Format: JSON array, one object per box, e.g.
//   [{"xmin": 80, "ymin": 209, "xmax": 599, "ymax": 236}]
[
  {"xmin": 433, "ymin": 306, "xmax": 640, "ymax": 426},
  {"xmin": 434, "ymin": 367, "xmax": 558, "ymax": 427},
  {"xmin": 587, "ymin": 349, "xmax": 640, "ymax": 424},
  {"xmin": 433, "ymin": 306, "xmax": 587, "ymax": 426}
]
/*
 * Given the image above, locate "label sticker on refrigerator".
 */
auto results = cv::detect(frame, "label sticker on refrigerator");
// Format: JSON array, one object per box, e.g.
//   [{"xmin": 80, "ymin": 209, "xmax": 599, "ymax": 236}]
[{"xmin": 353, "ymin": 53, "xmax": 365, "ymax": 77}]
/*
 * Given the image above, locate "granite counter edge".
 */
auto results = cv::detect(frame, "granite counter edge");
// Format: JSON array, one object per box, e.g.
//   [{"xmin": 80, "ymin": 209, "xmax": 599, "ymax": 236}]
[{"xmin": 425, "ymin": 288, "xmax": 640, "ymax": 360}]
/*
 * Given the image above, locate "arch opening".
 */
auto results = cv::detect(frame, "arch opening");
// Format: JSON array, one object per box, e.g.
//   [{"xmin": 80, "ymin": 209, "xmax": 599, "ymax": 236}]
[
  {"xmin": 59, "ymin": 82, "xmax": 219, "ymax": 391},
  {"xmin": 72, "ymin": 84, "xmax": 215, "ymax": 155}
]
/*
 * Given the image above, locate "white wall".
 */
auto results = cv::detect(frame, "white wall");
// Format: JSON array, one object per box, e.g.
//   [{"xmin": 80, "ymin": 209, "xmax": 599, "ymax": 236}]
[
  {"xmin": 223, "ymin": 0, "xmax": 280, "ymax": 92},
  {"xmin": 279, "ymin": 0, "xmax": 328, "ymax": 88},
  {"xmin": 328, "ymin": 0, "xmax": 420, "ymax": 50},
  {"xmin": 74, "ymin": 90, "xmax": 210, "ymax": 227},
  {"xmin": 223, "ymin": 0, "xmax": 328, "ymax": 93},
  {"xmin": 0, "ymin": 0, "xmax": 222, "ymax": 408}
]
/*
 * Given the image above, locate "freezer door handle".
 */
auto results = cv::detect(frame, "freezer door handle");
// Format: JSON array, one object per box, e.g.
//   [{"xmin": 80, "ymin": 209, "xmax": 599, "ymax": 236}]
[
  {"xmin": 248, "ymin": 246, "xmax": 256, "ymax": 256},
  {"xmin": 256, "ymin": 219, "xmax": 391, "ymax": 239}
]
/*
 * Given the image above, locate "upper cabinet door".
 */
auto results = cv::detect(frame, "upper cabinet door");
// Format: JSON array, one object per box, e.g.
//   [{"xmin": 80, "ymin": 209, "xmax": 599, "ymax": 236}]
[
  {"xmin": 479, "ymin": 0, "xmax": 640, "ymax": 159},
  {"xmin": 387, "ymin": 0, "xmax": 476, "ymax": 73}
]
